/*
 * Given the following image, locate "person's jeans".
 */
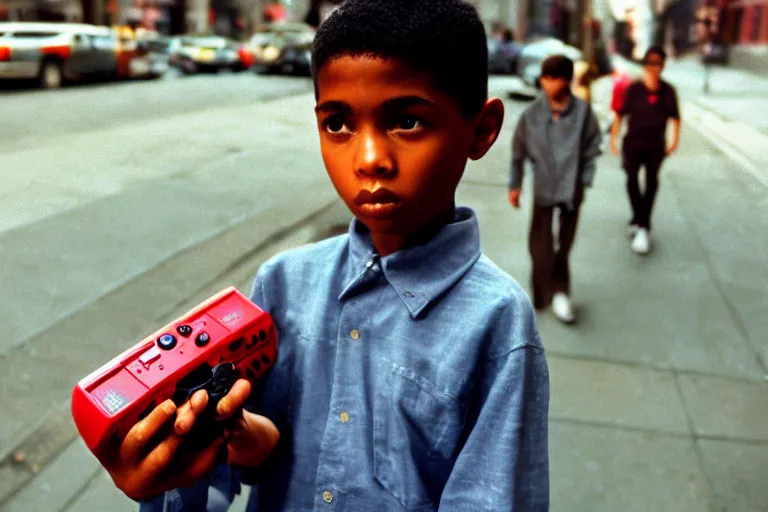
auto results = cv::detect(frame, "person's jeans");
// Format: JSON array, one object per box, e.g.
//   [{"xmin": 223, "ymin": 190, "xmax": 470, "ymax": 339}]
[
  {"xmin": 528, "ymin": 198, "xmax": 582, "ymax": 309},
  {"xmin": 138, "ymin": 465, "xmax": 239, "ymax": 512},
  {"xmin": 623, "ymin": 146, "xmax": 665, "ymax": 230}
]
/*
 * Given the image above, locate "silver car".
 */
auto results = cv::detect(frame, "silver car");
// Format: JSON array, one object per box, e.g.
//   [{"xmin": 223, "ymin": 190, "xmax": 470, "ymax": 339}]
[
  {"xmin": 0, "ymin": 22, "xmax": 118, "ymax": 89},
  {"xmin": 167, "ymin": 36, "xmax": 249, "ymax": 74},
  {"xmin": 516, "ymin": 37, "xmax": 583, "ymax": 88}
]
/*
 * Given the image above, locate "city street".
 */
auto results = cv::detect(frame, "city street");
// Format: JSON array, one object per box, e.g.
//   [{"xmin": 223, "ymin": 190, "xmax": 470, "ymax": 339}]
[{"xmin": 1, "ymin": 71, "xmax": 767, "ymax": 512}]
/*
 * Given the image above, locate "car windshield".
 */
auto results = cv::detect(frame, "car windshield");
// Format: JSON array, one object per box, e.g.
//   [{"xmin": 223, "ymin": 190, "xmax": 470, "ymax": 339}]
[
  {"xmin": 185, "ymin": 37, "xmax": 228, "ymax": 49},
  {"xmin": 11, "ymin": 31, "xmax": 62, "ymax": 39}
]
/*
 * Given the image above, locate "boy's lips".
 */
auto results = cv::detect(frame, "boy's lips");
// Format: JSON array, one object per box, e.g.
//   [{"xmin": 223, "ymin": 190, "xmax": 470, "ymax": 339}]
[{"xmin": 354, "ymin": 188, "xmax": 404, "ymax": 219}]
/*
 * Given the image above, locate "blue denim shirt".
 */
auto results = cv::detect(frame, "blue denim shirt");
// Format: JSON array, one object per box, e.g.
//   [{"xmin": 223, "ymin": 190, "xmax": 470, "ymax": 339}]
[{"xmin": 141, "ymin": 206, "xmax": 549, "ymax": 511}]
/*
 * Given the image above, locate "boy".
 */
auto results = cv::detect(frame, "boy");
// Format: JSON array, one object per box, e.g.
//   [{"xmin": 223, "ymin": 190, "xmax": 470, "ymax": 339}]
[
  {"xmin": 99, "ymin": 0, "xmax": 550, "ymax": 510},
  {"xmin": 610, "ymin": 46, "xmax": 680, "ymax": 255},
  {"xmin": 509, "ymin": 55, "xmax": 601, "ymax": 324}
]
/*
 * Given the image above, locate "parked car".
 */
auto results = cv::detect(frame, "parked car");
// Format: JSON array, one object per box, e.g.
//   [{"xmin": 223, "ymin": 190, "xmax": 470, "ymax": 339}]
[
  {"xmin": 248, "ymin": 22, "xmax": 314, "ymax": 76},
  {"xmin": 167, "ymin": 36, "xmax": 253, "ymax": 74},
  {"xmin": 488, "ymin": 38, "xmax": 523, "ymax": 75},
  {"xmin": 0, "ymin": 22, "xmax": 118, "ymax": 88},
  {"xmin": 114, "ymin": 28, "xmax": 169, "ymax": 79},
  {"xmin": 516, "ymin": 37, "xmax": 583, "ymax": 87}
]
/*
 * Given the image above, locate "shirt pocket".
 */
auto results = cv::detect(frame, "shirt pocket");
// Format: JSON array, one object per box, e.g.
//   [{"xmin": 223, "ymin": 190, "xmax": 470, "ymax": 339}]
[{"xmin": 372, "ymin": 359, "xmax": 467, "ymax": 510}]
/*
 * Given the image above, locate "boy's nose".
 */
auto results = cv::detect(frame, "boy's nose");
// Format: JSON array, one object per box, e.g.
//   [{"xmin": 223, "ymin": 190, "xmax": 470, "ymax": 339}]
[{"xmin": 355, "ymin": 130, "xmax": 395, "ymax": 178}]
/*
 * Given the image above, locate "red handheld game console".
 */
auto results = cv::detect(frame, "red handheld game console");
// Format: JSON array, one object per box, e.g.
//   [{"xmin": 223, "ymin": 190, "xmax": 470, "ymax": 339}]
[{"xmin": 71, "ymin": 287, "xmax": 277, "ymax": 454}]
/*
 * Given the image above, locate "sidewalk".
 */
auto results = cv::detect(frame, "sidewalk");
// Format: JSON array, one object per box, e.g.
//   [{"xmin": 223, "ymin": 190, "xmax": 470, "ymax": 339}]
[{"xmin": 464, "ymin": 78, "xmax": 768, "ymax": 511}]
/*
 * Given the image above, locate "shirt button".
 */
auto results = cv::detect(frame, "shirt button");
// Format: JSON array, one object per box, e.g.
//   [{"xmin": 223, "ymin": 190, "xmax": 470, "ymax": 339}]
[
  {"xmin": 404, "ymin": 291, "xmax": 415, "ymax": 298},
  {"xmin": 322, "ymin": 490, "xmax": 333, "ymax": 503},
  {"xmin": 340, "ymin": 411, "xmax": 350, "ymax": 423},
  {"xmin": 350, "ymin": 329, "xmax": 360, "ymax": 340}
]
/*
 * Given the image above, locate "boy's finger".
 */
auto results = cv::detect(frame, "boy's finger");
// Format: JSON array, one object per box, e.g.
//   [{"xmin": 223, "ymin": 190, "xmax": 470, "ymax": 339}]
[
  {"xmin": 216, "ymin": 379, "xmax": 252, "ymax": 418},
  {"xmin": 174, "ymin": 390, "xmax": 209, "ymax": 435},
  {"xmin": 163, "ymin": 438, "xmax": 225, "ymax": 490},
  {"xmin": 140, "ymin": 432, "xmax": 184, "ymax": 480},
  {"xmin": 121, "ymin": 400, "xmax": 177, "ymax": 463}
]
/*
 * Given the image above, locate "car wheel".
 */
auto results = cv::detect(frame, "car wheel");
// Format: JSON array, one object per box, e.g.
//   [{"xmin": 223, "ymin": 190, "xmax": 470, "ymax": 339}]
[
  {"xmin": 39, "ymin": 59, "xmax": 63, "ymax": 89},
  {"xmin": 180, "ymin": 58, "xmax": 197, "ymax": 75}
]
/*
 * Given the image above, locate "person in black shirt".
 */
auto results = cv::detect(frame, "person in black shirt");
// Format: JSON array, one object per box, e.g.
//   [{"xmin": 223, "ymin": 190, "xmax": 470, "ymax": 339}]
[{"xmin": 610, "ymin": 46, "xmax": 680, "ymax": 255}]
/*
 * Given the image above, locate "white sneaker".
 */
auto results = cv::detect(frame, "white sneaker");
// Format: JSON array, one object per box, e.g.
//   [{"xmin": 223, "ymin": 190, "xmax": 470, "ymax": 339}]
[
  {"xmin": 552, "ymin": 292, "xmax": 575, "ymax": 324},
  {"xmin": 631, "ymin": 228, "xmax": 651, "ymax": 255}
]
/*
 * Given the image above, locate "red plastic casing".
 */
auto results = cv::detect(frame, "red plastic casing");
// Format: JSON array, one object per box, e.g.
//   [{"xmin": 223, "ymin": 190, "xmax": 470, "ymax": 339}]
[{"xmin": 71, "ymin": 287, "xmax": 277, "ymax": 454}]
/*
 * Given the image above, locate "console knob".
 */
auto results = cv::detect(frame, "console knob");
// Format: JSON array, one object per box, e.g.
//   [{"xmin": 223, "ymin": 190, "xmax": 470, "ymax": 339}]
[
  {"xmin": 177, "ymin": 325, "xmax": 193, "ymax": 337},
  {"xmin": 195, "ymin": 332, "xmax": 211, "ymax": 347},
  {"xmin": 157, "ymin": 334, "xmax": 177, "ymax": 350}
]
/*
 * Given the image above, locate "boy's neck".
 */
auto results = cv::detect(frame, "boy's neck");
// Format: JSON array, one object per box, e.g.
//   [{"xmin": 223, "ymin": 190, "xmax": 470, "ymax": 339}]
[
  {"xmin": 370, "ymin": 206, "xmax": 455, "ymax": 257},
  {"xmin": 547, "ymin": 92, "xmax": 571, "ymax": 117},
  {"xmin": 643, "ymin": 75, "xmax": 661, "ymax": 90}
]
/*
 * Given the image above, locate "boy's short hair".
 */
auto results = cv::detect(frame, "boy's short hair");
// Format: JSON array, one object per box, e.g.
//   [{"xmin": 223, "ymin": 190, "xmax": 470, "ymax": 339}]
[
  {"xmin": 642, "ymin": 45, "xmax": 667, "ymax": 64},
  {"xmin": 311, "ymin": 0, "xmax": 488, "ymax": 117},
  {"xmin": 540, "ymin": 55, "xmax": 574, "ymax": 81}
]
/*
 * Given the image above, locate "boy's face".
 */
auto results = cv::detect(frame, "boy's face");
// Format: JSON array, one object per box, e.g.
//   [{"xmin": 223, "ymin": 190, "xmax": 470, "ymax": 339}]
[
  {"xmin": 314, "ymin": 56, "xmax": 502, "ymax": 243},
  {"xmin": 540, "ymin": 75, "xmax": 570, "ymax": 101},
  {"xmin": 643, "ymin": 54, "xmax": 665, "ymax": 79}
]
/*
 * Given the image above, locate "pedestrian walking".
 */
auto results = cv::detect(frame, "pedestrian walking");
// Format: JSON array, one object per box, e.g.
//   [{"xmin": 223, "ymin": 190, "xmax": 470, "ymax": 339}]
[
  {"xmin": 510, "ymin": 55, "xmax": 602, "ymax": 324},
  {"xmin": 610, "ymin": 46, "xmax": 681, "ymax": 255}
]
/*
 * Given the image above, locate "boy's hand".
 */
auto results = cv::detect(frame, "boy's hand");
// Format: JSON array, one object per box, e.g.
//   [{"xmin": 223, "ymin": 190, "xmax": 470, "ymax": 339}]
[
  {"xmin": 508, "ymin": 189, "xmax": 521, "ymax": 209},
  {"xmin": 665, "ymin": 141, "xmax": 678, "ymax": 156},
  {"xmin": 610, "ymin": 136, "xmax": 620, "ymax": 156},
  {"xmin": 175, "ymin": 379, "xmax": 280, "ymax": 469},
  {"xmin": 97, "ymin": 394, "xmax": 225, "ymax": 501}
]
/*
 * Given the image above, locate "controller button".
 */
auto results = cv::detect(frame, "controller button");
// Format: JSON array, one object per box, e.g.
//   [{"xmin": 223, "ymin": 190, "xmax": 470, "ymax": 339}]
[
  {"xmin": 157, "ymin": 334, "xmax": 177, "ymax": 350},
  {"xmin": 177, "ymin": 325, "xmax": 193, "ymax": 337},
  {"xmin": 261, "ymin": 354, "xmax": 271, "ymax": 365},
  {"xmin": 259, "ymin": 329, "xmax": 267, "ymax": 341},
  {"xmin": 195, "ymin": 332, "xmax": 210, "ymax": 347},
  {"xmin": 246, "ymin": 368, "xmax": 256, "ymax": 380},
  {"xmin": 251, "ymin": 359, "xmax": 261, "ymax": 372},
  {"xmin": 229, "ymin": 337, "xmax": 244, "ymax": 352}
]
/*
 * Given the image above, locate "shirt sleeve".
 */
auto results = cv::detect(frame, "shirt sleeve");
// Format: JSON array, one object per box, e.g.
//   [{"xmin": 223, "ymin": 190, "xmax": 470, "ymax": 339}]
[
  {"xmin": 666, "ymin": 84, "xmax": 680, "ymax": 120},
  {"xmin": 510, "ymin": 114, "xmax": 527, "ymax": 190},
  {"xmin": 580, "ymin": 106, "xmax": 603, "ymax": 187},
  {"xmin": 618, "ymin": 83, "xmax": 634, "ymax": 117},
  {"xmin": 438, "ymin": 298, "xmax": 550, "ymax": 511}
]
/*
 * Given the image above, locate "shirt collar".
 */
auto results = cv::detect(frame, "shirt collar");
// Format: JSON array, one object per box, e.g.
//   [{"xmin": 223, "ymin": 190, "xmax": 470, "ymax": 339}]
[
  {"xmin": 340, "ymin": 207, "xmax": 482, "ymax": 318},
  {"xmin": 543, "ymin": 93, "xmax": 575, "ymax": 118}
]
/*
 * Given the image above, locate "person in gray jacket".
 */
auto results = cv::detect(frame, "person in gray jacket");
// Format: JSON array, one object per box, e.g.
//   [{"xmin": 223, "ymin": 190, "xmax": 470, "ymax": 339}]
[{"xmin": 509, "ymin": 55, "xmax": 601, "ymax": 323}]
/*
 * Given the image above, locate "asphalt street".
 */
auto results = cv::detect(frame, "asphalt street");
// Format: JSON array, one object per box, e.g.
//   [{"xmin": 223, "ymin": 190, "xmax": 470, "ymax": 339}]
[{"xmin": 1, "ymin": 71, "xmax": 766, "ymax": 512}]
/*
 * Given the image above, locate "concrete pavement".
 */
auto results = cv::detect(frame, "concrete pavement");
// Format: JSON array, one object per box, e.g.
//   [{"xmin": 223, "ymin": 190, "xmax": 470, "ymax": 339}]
[{"xmin": 2, "ymin": 75, "xmax": 767, "ymax": 511}]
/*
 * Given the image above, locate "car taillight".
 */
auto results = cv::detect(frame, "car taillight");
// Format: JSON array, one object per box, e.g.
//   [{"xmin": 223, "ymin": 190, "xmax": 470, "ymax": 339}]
[
  {"xmin": 0, "ymin": 47, "xmax": 10, "ymax": 61},
  {"xmin": 238, "ymin": 46, "xmax": 255, "ymax": 67},
  {"xmin": 41, "ymin": 45, "xmax": 71, "ymax": 59}
]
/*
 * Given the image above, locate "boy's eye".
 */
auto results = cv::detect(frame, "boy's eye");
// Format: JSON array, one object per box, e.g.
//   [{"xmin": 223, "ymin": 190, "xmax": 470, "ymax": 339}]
[
  {"xmin": 324, "ymin": 116, "xmax": 351, "ymax": 134},
  {"xmin": 396, "ymin": 116, "xmax": 422, "ymax": 131}
]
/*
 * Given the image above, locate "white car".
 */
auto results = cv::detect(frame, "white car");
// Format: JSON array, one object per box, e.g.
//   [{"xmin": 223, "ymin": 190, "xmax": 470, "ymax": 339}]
[
  {"xmin": 516, "ymin": 37, "xmax": 583, "ymax": 88},
  {"xmin": 0, "ymin": 22, "xmax": 118, "ymax": 88}
]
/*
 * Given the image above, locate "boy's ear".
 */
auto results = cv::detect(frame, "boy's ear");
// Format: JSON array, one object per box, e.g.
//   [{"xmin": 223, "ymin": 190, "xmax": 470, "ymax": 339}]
[{"xmin": 468, "ymin": 98, "xmax": 505, "ymax": 161}]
